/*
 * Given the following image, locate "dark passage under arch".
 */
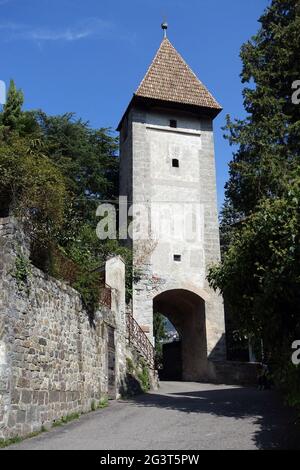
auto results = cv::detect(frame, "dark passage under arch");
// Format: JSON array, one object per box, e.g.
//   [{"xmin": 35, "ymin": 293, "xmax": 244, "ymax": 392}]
[{"xmin": 153, "ymin": 289, "xmax": 207, "ymax": 381}]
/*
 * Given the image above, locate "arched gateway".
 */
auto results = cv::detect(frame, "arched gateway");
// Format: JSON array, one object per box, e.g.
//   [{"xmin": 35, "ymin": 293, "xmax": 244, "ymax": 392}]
[
  {"xmin": 118, "ymin": 27, "xmax": 226, "ymax": 381},
  {"xmin": 154, "ymin": 289, "xmax": 207, "ymax": 381}
]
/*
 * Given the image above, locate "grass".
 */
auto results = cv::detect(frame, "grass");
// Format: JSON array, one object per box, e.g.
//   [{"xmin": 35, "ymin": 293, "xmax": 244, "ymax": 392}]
[
  {"xmin": 0, "ymin": 428, "xmax": 46, "ymax": 449},
  {"xmin": 0, "ymin": 436, "xmax": 23, "ymax": 448},
  {"xmin": 98, "ymin": 397, "xmax": 109, "ymax": 409},
  {"xmin": 91, "ymin": 397, "xmax": 109, "ymax": 411},
  {"xmin": 52, "ymin": 412, "xmax": 81, "ymax": 428}
]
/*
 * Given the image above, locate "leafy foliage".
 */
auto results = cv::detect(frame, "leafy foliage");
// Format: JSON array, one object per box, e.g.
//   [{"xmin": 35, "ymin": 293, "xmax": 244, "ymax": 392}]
[
  {"xmin": 0, "ymin": 135, "xmax": 67, "ymax": 234},
  {"xmin": 153, "ymin": 313, "xmax": 167, "ymax": 365},
  {"xmin": 208, "ymin": 0, "xmax": 300, "ymax": 409},
  {"xmin": 12, "ymin": 250, "xmax": 31, "ymax": 294},
  {"xmin": 137, "ymin": 358, "xmax": 151, "ymax": 392},
  {"xmin": 208, "ymin": 178, "xmax": 300, "ymax": 349},
  {"xmin": 35, "ymin": 111, "xmax": 119, "ymax": 224},
  {"xmin": 0, "ymin": 80, "xmax": 136, "ymax": 315},
  {"xmin": 1, "ymin": 80, "xmax": 23, "ymax": 131},
  {"xmin": 126, "ymin": 357, "xmax": 134, "ymax": 374},
  {"xmin": 224, "ymin": 0, "xmax": 300, "ymax": 217},
  {"xmin": 0, "ymin": 80, "xmax": 38, "ymax": 138}
]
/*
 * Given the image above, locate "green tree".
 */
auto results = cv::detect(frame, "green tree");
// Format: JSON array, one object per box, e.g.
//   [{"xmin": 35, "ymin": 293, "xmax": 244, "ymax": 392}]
[
  {"xmin": 0, "ymin": 80, "xmax": 38, "ymax": 137},
  {"xmin": 208, "ymin": 178, "xmax": 300, "ymax": 349},
  {"xmin": 208, "ymin": 178, "xmax": 300, "ymax": 406},
  {"xmin": 153, "ymin": 313, "xmax": 167, "ymax": 365},
  {"xmin": 0, "ymin": 81, "xmax": 134, "ymax": 315},
  {"xmin": 1, "ymin": 80, "xmax": 24, "ymax": 130},
  {"xmin": 224, "ymin": 0, "xmax": 300, "ymax": 218},
  {"xmin": 35, "ymin": 112, "xmax": 119, "ymax": 225},
  {"xmin": 29, "ymin": 112, "xmax": 122, "ymax": 308},
  {"xmin": 208, "ymin": 0, "xmax": 300, "ymax": 407},
  {"xmin": 0, "ymin": 135, "xmax": 67, "ymax": 238}
]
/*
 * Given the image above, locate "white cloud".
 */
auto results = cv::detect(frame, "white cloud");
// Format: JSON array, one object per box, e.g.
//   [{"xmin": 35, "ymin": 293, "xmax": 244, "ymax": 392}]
[
  {"xmin": 0, "ymin": 21, "xmax": 24, "ymax": 30},
  {"xmin": 27, "ymin": 29, "xmax": 90, "ymax": 41},
  {"xmin": 0, "ymin": 17, "xmax": 115, "ymax": 42}
]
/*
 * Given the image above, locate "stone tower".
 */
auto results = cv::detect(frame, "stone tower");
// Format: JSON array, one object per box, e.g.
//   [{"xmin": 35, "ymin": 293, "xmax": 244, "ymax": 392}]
[{"xmin": 118, "ymin": 32, "xmax": 226, "ymax": 381}]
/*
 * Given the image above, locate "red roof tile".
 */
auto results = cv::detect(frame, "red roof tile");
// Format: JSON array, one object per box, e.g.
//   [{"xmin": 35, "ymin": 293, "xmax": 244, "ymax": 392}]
[{"xmin": 135, "ymin": 38, "xmax": 222, "ymax": 110}]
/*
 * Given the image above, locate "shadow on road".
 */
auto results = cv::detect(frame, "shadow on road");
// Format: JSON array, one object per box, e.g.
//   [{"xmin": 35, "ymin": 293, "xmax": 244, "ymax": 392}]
[{"xmin": 129, "ymin": 385, "xmax": 300, "ymax": 450}]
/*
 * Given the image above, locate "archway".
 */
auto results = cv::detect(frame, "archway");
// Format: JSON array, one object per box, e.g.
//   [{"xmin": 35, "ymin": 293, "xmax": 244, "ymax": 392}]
[
  {"xmin": 153, "ymin": 289, "xmax": 207, "ymax": 381},
  {"xmin": 153, "ymin": 313, "xmax": 181, "ymax": 380}
]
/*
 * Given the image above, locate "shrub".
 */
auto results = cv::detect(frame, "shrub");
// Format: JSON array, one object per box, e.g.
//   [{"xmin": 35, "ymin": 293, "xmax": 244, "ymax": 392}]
[{"xmin": 137, "ymin": 359, "xmax": 151, "ymax": 392}]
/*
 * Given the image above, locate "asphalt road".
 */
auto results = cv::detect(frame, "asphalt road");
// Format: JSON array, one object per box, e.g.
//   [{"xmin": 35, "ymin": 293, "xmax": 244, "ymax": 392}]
[{"xmin": 7, "ymin": 381, "xmax": 299, "ymax": 450}]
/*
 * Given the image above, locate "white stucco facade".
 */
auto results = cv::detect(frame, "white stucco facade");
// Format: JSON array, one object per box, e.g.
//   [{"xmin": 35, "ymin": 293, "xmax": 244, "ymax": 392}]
[{"xmin": 119, "ymin": 105, "xmax": 226, "ymax": 377}]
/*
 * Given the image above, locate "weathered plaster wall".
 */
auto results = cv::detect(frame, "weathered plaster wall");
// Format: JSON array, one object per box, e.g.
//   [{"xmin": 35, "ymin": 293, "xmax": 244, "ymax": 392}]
[{"xmin": 119, "ymin": 106, "xmax": 226, "ymax": 379}]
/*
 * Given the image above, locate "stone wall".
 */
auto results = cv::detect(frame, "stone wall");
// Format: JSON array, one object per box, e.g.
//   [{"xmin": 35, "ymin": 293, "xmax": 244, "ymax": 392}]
[
  {"xmin": 0, "ymin": 218, "xmax": 131, "ymax": 439},
  {"xmin": 208, "ymin": 361, "xmax": 258, "ymax": 386}
]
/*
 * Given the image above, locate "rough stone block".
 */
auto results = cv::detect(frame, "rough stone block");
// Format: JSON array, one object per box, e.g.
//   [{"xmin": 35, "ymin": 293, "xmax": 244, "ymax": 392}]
[
  {"xmin": 21, "ymin": 389, "xmax": 32, "ymax": 404},
  {"xmin": 49, "ymin": 390, "xmax": 60, "ymax": 403},
  {"xmin": 16, "ymin": 410, "xmax": 26, "ymax": 424}
]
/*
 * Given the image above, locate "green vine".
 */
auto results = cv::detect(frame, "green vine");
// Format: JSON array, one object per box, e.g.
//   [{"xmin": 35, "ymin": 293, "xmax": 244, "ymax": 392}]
[
  {"xmin": 137, "ymin": 358, "xmax": 151, "ymax": 392},
  {"xmin": 126, "ymin": 356, "xmax": 151, "ymax": 393},
  {"xmin": 12, "ymin": 250, "xmax": 31, "ymax": 294}
]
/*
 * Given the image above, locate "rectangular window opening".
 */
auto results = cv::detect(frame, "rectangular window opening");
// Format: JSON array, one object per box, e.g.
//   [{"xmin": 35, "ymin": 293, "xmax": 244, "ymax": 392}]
[
  {"xmin": 174, "ymin": 254, "xmax": 181, "ymax": 262},
  {"xmin": 170, "ymin": 120, "xmax": 177, "ymax": 128},
  {"xmin": 172, "ymin": 159, "xmax": 179, "ymax": 168}
]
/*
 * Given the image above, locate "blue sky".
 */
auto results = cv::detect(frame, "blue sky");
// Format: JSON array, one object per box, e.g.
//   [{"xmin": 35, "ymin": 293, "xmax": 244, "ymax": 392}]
[{"xmin": 0, "ymin": 0, "xmax": 270, "ymax": 209}]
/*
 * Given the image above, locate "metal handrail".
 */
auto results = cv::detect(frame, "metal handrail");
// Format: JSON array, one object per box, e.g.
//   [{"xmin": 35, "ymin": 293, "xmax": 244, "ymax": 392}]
[
  {"xmin": 99, "ymin": 284, "xmax": 112, "ymax": 309},
  {"xmin": 126, "ymin": 313, "xmax": 155, "ymax": 369}
]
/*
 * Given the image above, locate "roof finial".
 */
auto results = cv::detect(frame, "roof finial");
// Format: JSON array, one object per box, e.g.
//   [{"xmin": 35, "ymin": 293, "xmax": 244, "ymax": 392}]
[{"xmin": 161, "ymin": 21, "xmax": 168, "ymax": 39}]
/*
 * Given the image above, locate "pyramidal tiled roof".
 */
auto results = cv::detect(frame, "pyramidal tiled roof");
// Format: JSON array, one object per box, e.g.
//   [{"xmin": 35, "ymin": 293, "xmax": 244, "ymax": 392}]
[{"xmin": 135, "ymin": 37, "xmax": 222, "ymax": 111}]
